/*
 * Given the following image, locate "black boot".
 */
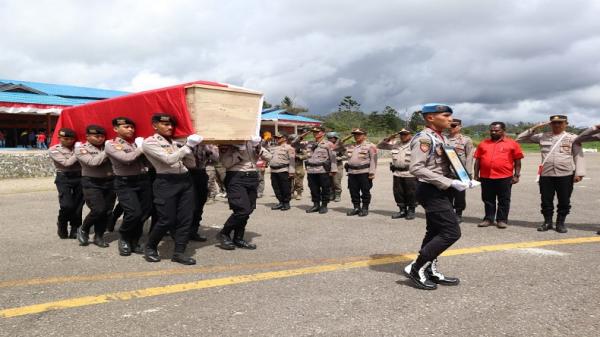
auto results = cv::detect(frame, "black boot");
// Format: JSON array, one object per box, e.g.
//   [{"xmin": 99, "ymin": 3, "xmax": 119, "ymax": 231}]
[
  {"xmin": 405, "ymin": 206, "xmax": 416, "ymax": 220},
  {"xmin": 555, "ymin": 215, "xmax": 568, "ymax": 233},
  {"xmin": 130, "ymin": 238, "xmax": 144, "ymax": 254},
  {"xmin": 358, "ymin": 206, "xmax": 369, "ymax": 217},
  {"xmin": 171, "ymin": 253, "xmax": 196, "ymax": 265},
  {"xmin": 93, "ymin": 234, "xmax": 109, "ymax": 248},
  {"xmin": 280, "ymin": 202, "xmax": 291, "ymax": 211},
  {"xmin": 144, "ymin": 247, "xmax": 161, "ymax": 262},
  {"xmin": 426, "ymin": 259, "xmax": 460, "ymax": 285},
  {"xmin": 318, "ymin": 202, "xmax": 328, "ymax": 214},
  {"xmin": 216, "ymin": 232, "xmax": 236, "ymax": 250},
  {"xmin": 391, "ymin": 205, "xmax": 407, "ymax": 219},
  {"xmin": 347, "ymin": 204, "xmax": 361, "ymax": 216},
  {"xmin": 68, "ymin": 225, "xmax": 79, "ymax": 239},
  {"xmin": 306, "ymin": 202, "xmax": 320, "ymax": 213},
  {"xmin": 405, "ymin": 261, "xmax": 437, "ymax": 290},
  {"xmin": 537, "ymin": 214, "xmax": 553, "ymax": 231},
  {"xmin": 57, "ymin": 221, "xmax": 68, "ymax": 239},
  {"xmin": 271, "ymin": 202, "xmax": 283, "ymax": 210},
  {"xmin": 455, "ymin": 209, "xmax": 463, "ymax": 224},
  {"xmin": 189, "ymin": 232, "xmax": 208, "ymax": 242},
  {"xmin": 77, "ymin": 226, "xmax": 89, "ymax": 246},
  {"xmin": 233, "ymin": 228, "xmax": 256, "ymax": 249},
  {"xmin": 118, "ymin": 237, "xmax": 131, "ymax": 256}
]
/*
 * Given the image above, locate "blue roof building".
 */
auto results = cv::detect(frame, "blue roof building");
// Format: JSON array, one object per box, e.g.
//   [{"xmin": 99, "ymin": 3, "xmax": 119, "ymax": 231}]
[{"xmin": 260, "ymin": 108, "xmax": 322, "ymax": 136}]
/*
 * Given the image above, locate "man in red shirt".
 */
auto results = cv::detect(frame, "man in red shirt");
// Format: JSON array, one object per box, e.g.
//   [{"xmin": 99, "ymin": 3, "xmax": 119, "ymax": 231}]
[{"xmin": 474, "ymin": 122, "xmax": 524, "ymax": 229}]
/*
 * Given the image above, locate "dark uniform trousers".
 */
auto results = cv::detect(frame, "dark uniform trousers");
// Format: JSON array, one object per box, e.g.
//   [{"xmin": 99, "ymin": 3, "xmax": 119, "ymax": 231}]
[
  {"xmin": 146, "ymin": 173, "xmax": 194, "ymax": 254},
  {"xmin": 81, "ymin": 176, "xmax": 115, "ymax": 235},
  {"xmin": 393, "ymin": 176, "xmax": 417, "ymax": 208},
  {"xmin": 480, "ymin": 177, "xmax": 513, "ymax": 222},
  {"xmin": 271, "ymin": 171, "xmax": 292, "ymax": 203},
  {"xmin": 539, "ymin": 175, "xmax": 574, "ymax": 218},
  {"xmin": 114, "ymin": 175, "xmax": 152, "ymax": 242},
  {"xmin": 448, "ymin": 189, "xmax": 466, "ymax": 212},
  {"xmin": 189, "ymin": 168, "xmax": 210, "ymax": 234},
  {"xmin": 348, "ymin": 173, "xmax": 372, "ymax": 207},
  {"xmin": 416, "ymin": 182, "xmax": 461, "ymax": 262},
  {"xmin": 55, "ymin": 172, "xmax": 84, "ymax": 230},
  {"xmin": 221, "ymin": 171, "xmax": 259, "ymax": 240},
  {"xmin": 307, "ymin": 173, "xmax": 332, "ymax": 203}
]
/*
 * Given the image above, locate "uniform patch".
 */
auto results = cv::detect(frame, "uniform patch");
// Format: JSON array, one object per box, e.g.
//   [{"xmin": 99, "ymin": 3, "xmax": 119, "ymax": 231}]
[
  {"xmin": 115, "ymin": 144, "xmax": 123, "ymax": 150},
  {"xmin": 420, "ymin": 143, "xmax": 431, "ymax": 153},
  {"xmin": 80, "ymin": 149, "xmax": 88, "ymax": 154},
  {"xmin": 436, "ymin": 146, "xmax": 443, "ymax": 156}
]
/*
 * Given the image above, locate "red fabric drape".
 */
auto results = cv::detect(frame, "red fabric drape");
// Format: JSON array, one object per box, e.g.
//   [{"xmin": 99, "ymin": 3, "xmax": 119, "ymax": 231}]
[{"xmin": 51, "ymin": 80, "xmax": 226, "ymax": 145}]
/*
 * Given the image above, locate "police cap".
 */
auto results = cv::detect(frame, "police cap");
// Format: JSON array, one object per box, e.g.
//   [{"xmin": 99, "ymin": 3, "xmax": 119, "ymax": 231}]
[
  {"xmin": 86, "ymin": 125, "xmax": 106, "ymax": 135},
  {"xmin": 351, "ymin": 128, "xmax": 367, "ymax": 135},
  {"xmin": 112, "ymin": 117, "xmax": 136, "ymax": 127},
  {"xmin": 58, "ymin": 128, "xmax": 76, "ymax": 138},
  {"xmin": 151, "ymin": 113, "xmax": 177, "ymax": 126},
  {"xmin": 549, "ymin": 115, "xmax": 568, "ymax": 122}
]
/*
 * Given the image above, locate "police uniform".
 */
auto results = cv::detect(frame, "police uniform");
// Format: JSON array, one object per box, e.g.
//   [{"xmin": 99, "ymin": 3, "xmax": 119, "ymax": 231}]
[
  {"xmin": 343, "ymin": 128, "xmax": 377, "ymax": 216},
  {"xmin": 268, "ymin": 134, "xmax": 296, "ymax": 211},
  {"xmin": 446, "ymin": 120, "xmax": 474, "ymax": 221},
  {"xmin": 377, "ymin": 128, "xmax": 417, "ymax": 220},
  {"xmin": 49, "ymin": 128, "xmax": 84, "ymax": 239},
  {"xmin": 327, "ymin": 132, "xmax": 346, "ymax": 202},
  {"xmin": 76, "ymin": 125, "xmax": 115, "ymax": 248},
  {"xmin": 404, "ymin": 104, "xmax": 462, "ymax": 290},
  {"xmin": 187, "ymin": 144, "xmax": 219, "ymax": 240},
  {"xmin": 516, "ymin": 115, "xmax": 585, "ymax": 233},
  {"xmin": 305, "ymin": 127, "xmax": 338, "ymax": 214},
  {"xmin": 217, "ymin": 141, "xmax": 272, "ymax": 250},
  {"xmin": 574, "ymin": 125, "xmax": 600, "ymax": 235},
  {"xmin": 105, "ymin": 117, "xmax": 152, "ymax": 256},
  {"xmin": 142, "ymin": 114, "xmax": 199, "ymax": 265},
  {"xmin": 290, "ymin": 134, "xmax": 308, "ymax": 199}
]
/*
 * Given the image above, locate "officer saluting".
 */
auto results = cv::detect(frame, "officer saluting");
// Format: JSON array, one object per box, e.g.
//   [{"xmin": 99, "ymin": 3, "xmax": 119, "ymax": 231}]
[
  {"xmin": 268, "ymin": 133, "xmax": 295, "ymax": 211},
  {"xmin": 404, "ymin": 104, "xmax": 466, "ymax": 290},
  {"xmin": 446, "ymin": 119, "xmax": 474, "ymax": 223},
  {"xmin": 76, "ymin": 125, "xmax": 115, "ymax": 248},
  {"xmin": 216, "ymin": 138, "xmax": 272, "ymax": 250},
  {"xmin": 377, "ymin": 128, "xmax": 417, "ymax": 220},
  {"xmin": 340, "ymin": 128, "xmax": 377, "ymax": 217},
  {"xmin": 516, "ymin": 115, "xmax": 585, "ymax": 233},
  {"xmin": 574, "ymin": 123, "xmax": 600, "ymax": 235},
  {"xmin": 187, "ymin": 143, "xmax": 219, "ymax": 241},
  {"xmin": 142, "ymin": 113, "xmax": 203, "ymax": 265},
  {"xmin": 327, "ymin": 132, "xmax": 346, "ymax": 202},
  {"xmin": 105, "ymin": 117, "xmax": 151, "ymax": 256},
  {"xmin": 304, "ymin": 126, "xmax": 337, "ymax": 214},
  {"xmin": 49, "ymin": 128, "xmax": 84, "ymax": 239}
]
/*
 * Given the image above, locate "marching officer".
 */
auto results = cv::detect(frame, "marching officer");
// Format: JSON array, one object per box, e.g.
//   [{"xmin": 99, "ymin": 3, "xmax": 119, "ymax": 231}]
[
  {"xmin": 269, "ymin": 133, "xmax": 296, "ymax": 211},
  {"xmin": 446, "ymin": 119, "xmax": 474, "ymax": 223},
  {"xmin": 75, "ymin": 125, "xmax": 115, "ymax": 248},
  {"xmin": 377, "ymin": 128, "xmax": 417, "ymax": 220},
  {"xmin": 574, "ymin": 123, "xmax": 600, "ymax": 235},
  {"xmin": 516, "ymin": 115, "xmax": 585, "ymax": 233},
  {"xmin": 188, "ymin": 143, "xmax": 219, "ymax": 241},
  {"xmin": 105, "ymin": 117, "xmax": 151, "ymax": 256},
  {"xmin": 404, "ymin": 104, "xmax": 465, "ymax": 290},
  {"xmin": 49, "ymin": 128, "xmax": 84, "ymax": 239},
  {"xmin": 341, "ymin": 128, "xmax": 377, "ymax": 217},
  {"xmin": 304, "ymin": 126, "xmax": 337, "ymax": 214},
  {"xmin": 290, "ymin": 133, "xmax": 308, "ymax": 200},
  {"xmin": 142, "ymin": 113, "xmax": 203, "ymax": 265},
  {"xmin": 327, "ymin": 132, "xmax": 346, "ymax": 202},
  {"xmin": 216, "ymin": 138, "xmax": 272, "ymax": 250}
]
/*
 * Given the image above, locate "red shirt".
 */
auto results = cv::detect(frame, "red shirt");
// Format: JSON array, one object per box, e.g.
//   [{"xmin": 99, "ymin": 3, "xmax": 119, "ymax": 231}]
[
  {"xmin": 474, "ymin": 137, "xmax": 524, "ymax": 179},
  {"xmin": 37, "ymin": 134, "xmax": 46, "ymax": 142}
]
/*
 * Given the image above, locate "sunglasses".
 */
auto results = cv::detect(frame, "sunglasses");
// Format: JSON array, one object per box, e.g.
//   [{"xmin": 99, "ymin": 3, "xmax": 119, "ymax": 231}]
[{"xmin": 450, "ymin": 124, "xmax": 460, "ymax": 128}]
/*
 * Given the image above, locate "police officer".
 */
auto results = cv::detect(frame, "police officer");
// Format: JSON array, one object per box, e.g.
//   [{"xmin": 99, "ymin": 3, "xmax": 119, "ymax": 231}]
[
  {"xmin": 216, "ymin": 138, "xmax": 272, "ymax": 250},
  {"xmin": 446, "ymin": 119, "xmax": 474, "ymax": 223},
  {"xmin": 142, "ymin": 113, "xmax": 203, "ymax": 265},
  {"xmin": 574, "ymin": 123, "xmax": 600, "ymax": 235},
  {"xmin": 403, "ymin": 104, "xmax": 465, "ymax": 290},
  {"xmin": 187, "ymin": 143, "xmax": 219, "ymax": 241},
  {"xmin": 49, "ymin": 128, "xmax": 84, "ymax": 239},
  {"xmin": 269, "ymin": 133, "xmax": 295, "ymax": 211},
  {"xmin": 75, "ymin": 125, "xmax": 115, "ymax": 248},
  {"xmin": 327, "ymin": 132, "xmax": 346, "ymax": 202},
  {"xmin": 341, "ymin": 128, "xmax": 377, "ymax": 217},
  {"xmin": 290, "ymin": 133, "xmax": 308, "ymax": 200},
  {"xmin": 304, "ymin": 126, "xmax": 337, "ymax": 214},
  {"xmin": 516, "ymin": 115, "xmax": 585, "ymax": 233},
  {"xmin": 377, "ymin": 128, "xmax": 417, "ymax": 220},
  {"xmin": 105, "ymin": 117, "xmax": 151, "ymax": 256}
]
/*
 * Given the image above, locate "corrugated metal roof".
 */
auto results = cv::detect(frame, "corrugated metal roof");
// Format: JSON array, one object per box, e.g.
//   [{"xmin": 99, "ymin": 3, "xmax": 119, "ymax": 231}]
[
  {"xmin": 0, "ymin": 79, "xmax": 128, "ymax": 99},
  {"xmin": 261, "ymin": 108, "xmax": 321, "ymax": 124},
  {"xmin": 0, "ymin": 91, "xmax": 97, "ymax": 106}
]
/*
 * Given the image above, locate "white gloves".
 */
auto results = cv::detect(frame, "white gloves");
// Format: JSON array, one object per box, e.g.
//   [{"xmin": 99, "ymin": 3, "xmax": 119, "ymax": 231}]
[
  {"xmin": 74, "ymin": 142, "xmax": 82, "ymax": 148},
  {"xmin": 104, "ymin": 140, "xmax": 111, "ymax": 147},
  {"xmin": 134, "ymin": 137, "xmax": 144, "ymax": 148},
  {"xmin": 186, "ymin": 134, "xmax": 203, "ymax": 147},
  {"xmin": 451, "ymin": 180, "xmax": 469, "ymax": 192},
  {"xmin": 251, "ymin": 136, "xmax": 262, "ymax": 147}
]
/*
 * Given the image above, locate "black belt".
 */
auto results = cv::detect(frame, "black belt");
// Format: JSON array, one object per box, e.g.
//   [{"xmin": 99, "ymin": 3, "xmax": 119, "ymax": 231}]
[
  {"xmin": 228, "ymin": 171, "xmax": 259, "ymax": 177},
  {"xmin": 57, "ymin": 171, "xmax": 81, "ymax": 178},
  {"xmin": 83, "ymin": 176, "xmax": 114, "ymax": 182},
  {"xmin": 116, "ymin": 174, "xmax": 149, "ymax": 182},
  {"xmin": 188, "ymin": 167, "xmax": 207, "ymax": 172},
  {"xmin": 346, "ymin": 163, "xmax": 370, "ymax": 170},
  {"xmin": 156, "ymin": 172, "xmax": 190, "ymax": 181},
  {"xmin": 390, "ymin": 164, "xmax": 409, "ymax": 172},
  {"xmin": 270, "ymin": 164, "xmax": 288, "ymax": 170},
  {"xmin": 306, "ymin": 162, "xmax": 328, "ymax": 167}
]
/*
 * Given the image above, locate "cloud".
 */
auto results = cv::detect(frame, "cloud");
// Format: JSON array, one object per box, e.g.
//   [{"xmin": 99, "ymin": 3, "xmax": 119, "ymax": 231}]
[{"xmin": 1, "ymin": 0, "xmax": 599, "ymax": 126}]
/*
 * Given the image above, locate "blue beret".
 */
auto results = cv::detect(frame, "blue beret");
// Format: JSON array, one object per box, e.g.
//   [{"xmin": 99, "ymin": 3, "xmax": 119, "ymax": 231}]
[{"xmin": 421, "ymin": 103, "xmax": 453, "ymax": 115}]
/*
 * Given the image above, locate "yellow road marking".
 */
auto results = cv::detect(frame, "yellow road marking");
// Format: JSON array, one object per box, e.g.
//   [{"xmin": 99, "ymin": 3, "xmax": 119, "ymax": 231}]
[{"xmin": 1, "ymin": 236, "xmax": 599, "ymax": 318}]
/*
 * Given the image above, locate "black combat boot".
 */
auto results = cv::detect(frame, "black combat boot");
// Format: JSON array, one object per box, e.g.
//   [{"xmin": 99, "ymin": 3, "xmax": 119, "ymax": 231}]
[
  {"xmin": 130, "ymin": 238, "xmax": 144, "ymax": 254},
  {"xmin": 171, "ymin": 253, "xmax": 196, "ymax": 265},
  {"xmin": 555, "ymin": 215, "xmax": 568, "ymax": 234},
  {"xmin": 93, "ymin": 234, "xmax": 109, "ymax": 248},
  {"xmin": 271, "ymin": 202, "xmax": 284, "ymax": 210},
  {"xmin": 118, "ymin": 237, "xmax": 131, "ymax": 256},
  {"xmin": 537, "ymin": 214, "xmax": 553, "ymax": 231},
  {"xmin": 455, "ymin": 209, "xmax": 463, "ymax": 224},
  {"xmin": 306, "ymin": 202, "xmax": 320, "ymax": 213},
  {"xmin": 358, "ymin": 206, "xmax": 369, "ymax": 217},
  {"xmin": 233, "ymin": 228, "xmax": 256, "ymax": 249},
  {"xmin": 57, "ymin": 221, "xmax": 69, "ymax": 239},
  {"xmin": 280, "ymin": 202, "xmax": 291, "ymax": 211},
  {"xmin": 189, "ymin": 232, "xmax": 208, "ymax": 242},
  {"xmin": 391, "ymin": 205, "xmax": 407, "ymax": 219},
  {"xmin": 405, "ymin": 206, "xmax": 416, "ymax": 220},
  {"xmin": 216, "ymin": 232, "xmax": 236, "ymax": 250},
  {"xmin": 347, "ymin": 204, "xmax": 361, "ymax": 216},
  {"xmin": 405, "ymin": 261, "xmax": 437, "ymax": 290},
  {"xmin": 334, "ymin": 192, "xmax": 341, "ymax": 202},
  {"xmin": 144, "ymin": 247, "xmax": 161, "ymax": 262},
  {"xmin": 318, "ymin": 202, "xmax": 328, "ymax": 214},
  {"xmin": 426, "ymin": 259, "xmax": 460, "ymax": 285},
  {"xmin": 68, "ymin": 225, "xmax": 79, "ymax": 239},
  {"xmin": 77, "ymin": 226, "xmax": 89, "ymax": 246}
]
